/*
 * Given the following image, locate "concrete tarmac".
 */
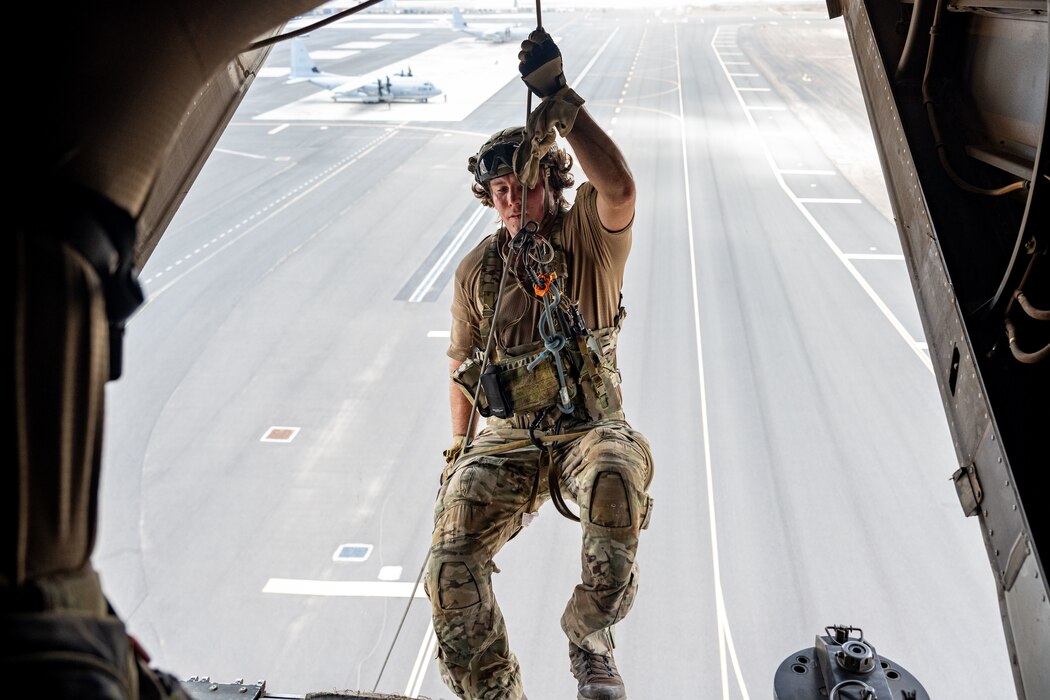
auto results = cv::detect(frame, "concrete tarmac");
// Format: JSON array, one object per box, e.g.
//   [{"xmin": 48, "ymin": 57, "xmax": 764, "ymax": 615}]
[{"xmin": 94, "ymin": 7, "xmax": 1015, "ymax": 700}]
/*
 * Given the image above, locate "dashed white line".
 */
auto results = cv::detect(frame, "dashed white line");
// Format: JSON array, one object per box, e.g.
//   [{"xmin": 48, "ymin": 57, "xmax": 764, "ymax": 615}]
[
  {"xmin": 711, "ymin": 25, "xmax": 931, "ymax": 372},
  {"xmin": 797, "ymin": 197, "xmax": 862, "ymax": 204},
  {"xmin": 140, "ymin": 129, "xmax": 401, "ymax": 295},
  {"xmin": 844, "ymin": 253, "xmax": 905, "ymax": 260}
]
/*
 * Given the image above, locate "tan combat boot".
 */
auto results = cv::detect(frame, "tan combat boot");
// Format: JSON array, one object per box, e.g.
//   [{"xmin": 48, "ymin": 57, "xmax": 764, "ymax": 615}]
[{"xmin": 568, "ymin": 642, "xmax": 626, "ymax": 700}]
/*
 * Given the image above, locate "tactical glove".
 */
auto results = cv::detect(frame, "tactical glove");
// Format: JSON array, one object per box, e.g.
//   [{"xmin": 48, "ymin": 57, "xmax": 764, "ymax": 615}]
[
  {"xmin": 443, "ymin": 434, "xmax": 466, "ymax": 466},
  {"xmin": 518, "ymin": 29, "xmax": 567, "ymax": 98},
  {"xmin": 513, "ymin": 85, "xmax": 586, "ymax": 188}
]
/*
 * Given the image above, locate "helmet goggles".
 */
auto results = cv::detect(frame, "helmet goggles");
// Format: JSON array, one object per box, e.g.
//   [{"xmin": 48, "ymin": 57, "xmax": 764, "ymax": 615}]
[{"xmin": 474, "ymin": 140, "xmax": 519, "ymax": 184}]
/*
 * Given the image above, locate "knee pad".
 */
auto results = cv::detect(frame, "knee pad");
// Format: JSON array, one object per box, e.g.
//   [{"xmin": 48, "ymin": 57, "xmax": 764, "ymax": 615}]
[
  {"xmin": 589, "ymin": 471, "xmax": 632, "ymax": 528},
  {"xmin": 434, "ymin": 560, "xmax": 482, "ymax": 610}
]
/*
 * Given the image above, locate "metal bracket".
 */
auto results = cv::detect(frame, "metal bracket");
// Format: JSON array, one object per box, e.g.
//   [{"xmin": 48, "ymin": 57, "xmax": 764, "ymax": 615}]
[{"xmin": 951, "ymin": 463, "xmax": 983, "ymax": 516}]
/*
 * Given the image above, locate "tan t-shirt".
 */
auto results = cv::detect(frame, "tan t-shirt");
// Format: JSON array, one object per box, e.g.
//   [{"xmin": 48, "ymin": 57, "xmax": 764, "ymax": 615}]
[{"xmin": 448, "ymin": 181, "xmax": 631, "ymax": 362}]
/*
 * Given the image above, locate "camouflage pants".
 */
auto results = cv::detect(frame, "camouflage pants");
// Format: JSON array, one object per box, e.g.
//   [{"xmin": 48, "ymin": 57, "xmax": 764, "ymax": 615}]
[{"xmin": 426, "ymin": 418, "xmax": 654, "ymax": 700}]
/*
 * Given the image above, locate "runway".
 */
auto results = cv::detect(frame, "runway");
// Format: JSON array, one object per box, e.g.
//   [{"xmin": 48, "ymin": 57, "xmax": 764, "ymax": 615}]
[{"xmin": 93, "ymin": 6, "xmax": 1016, "ymax": 699}]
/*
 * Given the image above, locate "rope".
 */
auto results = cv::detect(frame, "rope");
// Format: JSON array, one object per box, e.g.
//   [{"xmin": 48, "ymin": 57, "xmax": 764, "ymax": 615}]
[{"xmin": 371, "ymin": 3, "xmax": 547, "ymax": 694}]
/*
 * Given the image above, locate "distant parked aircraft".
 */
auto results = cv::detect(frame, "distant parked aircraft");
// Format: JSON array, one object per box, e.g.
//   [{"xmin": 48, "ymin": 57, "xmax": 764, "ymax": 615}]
[
  {"xmin": 451, "ymin": 7, "xmax": 532, "ymax": 44},
  {"xmin": 288, "ymin": 38, "xmax": 442, "ymax": 103}
]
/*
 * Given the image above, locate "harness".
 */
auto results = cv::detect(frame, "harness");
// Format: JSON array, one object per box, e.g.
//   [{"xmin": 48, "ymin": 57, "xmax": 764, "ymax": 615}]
[
  {"xmin": 452, "ymin": 212, "xmax": 626, "ymax": 425},
  {"xmin": 451, "ymin": 211, "xmax": 629, "ymax": 522}
]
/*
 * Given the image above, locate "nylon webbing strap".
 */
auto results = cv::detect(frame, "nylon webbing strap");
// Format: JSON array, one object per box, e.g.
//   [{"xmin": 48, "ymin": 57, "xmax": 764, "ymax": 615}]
[{"xmin": 456, "ymin": 428, "xmax": 591, "ymax": 461}]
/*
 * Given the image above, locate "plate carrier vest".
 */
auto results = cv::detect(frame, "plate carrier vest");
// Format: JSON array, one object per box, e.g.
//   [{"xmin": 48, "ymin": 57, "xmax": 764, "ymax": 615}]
[{"xmin": 452, "ymin": 211, "xmax": 626, "ymax": 423}]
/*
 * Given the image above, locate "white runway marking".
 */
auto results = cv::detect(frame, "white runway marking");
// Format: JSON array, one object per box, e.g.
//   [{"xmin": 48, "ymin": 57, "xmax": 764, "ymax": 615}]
[
  {"xmin": 405, "ymin": 621, "xmax": 438, "ymax": 698},
  {"xmin": 711, "ymin": 25, "xmax": 931, "ymax": 373},
  {"xmin": 409, "ymin": 205, "xmax": 487, "ymax": 302},
  {"xmin": 372, "ymin": 33, "xmax": 419, "ymax": 40},
  {"xmin": 336, "ymin": 41, "xmax": 389, "ymax": 50},
  {"xmin": 261, "ymin": 426, "xmax": 300, "ymax": 443},
  {"xmin": 140, "ymin": 129, "xmax": 400, "ymax": 298},
  {"xmin": 378, "ymin": 566, "xmax": 403, "ymax": 581},
  {"xmin": 262, "ymin": 579, "xmax": 429, "ymax": 597},
  {"xmin": 676, "ymin": 24, "xmax": 752, "ymax": 700},
  {"xmin": 845, "ymin": 253, "xmax": 905, "ymax": 260},
  {"xmin": 267, "ymin": 124, "xmax": 290, "ymax": 135},
  {"xmin": 213, "ymin": 148, "xmax": 268, "ymax": 160},
  {"xmin": 313, "ymin": 49, "xmax": 360, "ymax": 59},
  {"xmin": 797, "ymin": 197, "xmax": 862, "ymax": 204}
]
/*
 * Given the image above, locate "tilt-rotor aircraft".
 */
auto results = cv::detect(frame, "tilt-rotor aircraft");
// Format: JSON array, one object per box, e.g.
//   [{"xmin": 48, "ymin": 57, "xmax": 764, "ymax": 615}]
[
  {"xmin": 7, "ymin": 0, "xmax": 1046, "ymax": 699},
  {"xmin": 288, "ymin": 36, "xmax": 441, "ymax": 103}
]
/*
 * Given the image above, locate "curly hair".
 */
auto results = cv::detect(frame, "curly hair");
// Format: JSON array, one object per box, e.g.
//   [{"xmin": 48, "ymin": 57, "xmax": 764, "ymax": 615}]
[{"xmin": 468, "ymin": 141, "xmax": 576, "ymax": 210}]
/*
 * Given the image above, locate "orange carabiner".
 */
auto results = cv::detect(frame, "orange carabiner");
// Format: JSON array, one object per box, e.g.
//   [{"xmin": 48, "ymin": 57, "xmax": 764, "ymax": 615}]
[{"xmin": 534, "ymin": 271, "xmax": 557, "ymax": 298}]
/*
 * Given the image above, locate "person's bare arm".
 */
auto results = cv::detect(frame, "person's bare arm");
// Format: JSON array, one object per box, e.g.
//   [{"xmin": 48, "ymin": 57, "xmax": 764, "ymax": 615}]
[
  {"xmin": 450, "ymin": 358, "xmax": 477, "ymax": 440},
  {"xmin": 563, "ymin": 108, "xmax": 636, "ymax": 232},
  {"xmin": 517, "ymin": 30, "xmax": 635, "ymax": 232}
]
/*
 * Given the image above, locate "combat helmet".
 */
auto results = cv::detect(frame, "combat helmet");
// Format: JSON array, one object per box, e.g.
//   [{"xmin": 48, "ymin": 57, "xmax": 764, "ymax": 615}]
[{"xmin": 468, "ymin": 126, "xmax": 526, "ymax": 185}]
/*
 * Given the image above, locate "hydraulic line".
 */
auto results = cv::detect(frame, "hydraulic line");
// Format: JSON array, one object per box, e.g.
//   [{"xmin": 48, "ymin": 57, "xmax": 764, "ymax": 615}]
[
  {"xmin": 1005, "ymin": 318, "xmax": 1050, "ymax": 363},
  {"xmin": 1016, "ymin": 291, "xmax": 1050, "ymax": 321},
  {"xmin": 922, "ymin": 0, "xmax": 1028, "ymax": 196}
]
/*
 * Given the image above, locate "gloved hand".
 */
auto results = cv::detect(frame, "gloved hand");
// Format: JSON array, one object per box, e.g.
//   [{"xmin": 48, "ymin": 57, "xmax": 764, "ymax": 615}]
[
  {"xmin": 518, "ymin": 29, "xmax": 567, "ymax": 98},
  {"xmin": 443, "ymin": 434, "xmax": 466, "ymax": 466},
  {"xmin": 440, "ymin": 434, "xmax": 467, "ymax": 485},
  {"xmin": 513, "ymin": 85, "xmax": 586, "ymax": 188}
]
